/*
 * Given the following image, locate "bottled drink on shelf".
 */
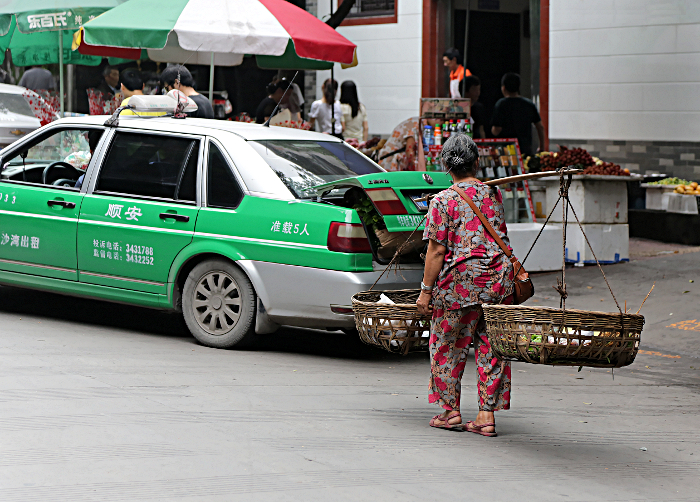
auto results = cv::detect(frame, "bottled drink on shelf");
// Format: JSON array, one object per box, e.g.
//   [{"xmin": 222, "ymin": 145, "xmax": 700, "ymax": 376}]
[
  {"xmin": 423, "ymin": 125, "xmax": 432, "ymax": 152},
  {"xmin": 442, "ymin": 121, "xmax": 450, "ymax": 140},
  {"xmin": 466, "ymin": 120, "xmax": 473, "ymax": 138},
  {"xmin": 434, "ymin": 125, "xmax": 442, "ymax": 146}
]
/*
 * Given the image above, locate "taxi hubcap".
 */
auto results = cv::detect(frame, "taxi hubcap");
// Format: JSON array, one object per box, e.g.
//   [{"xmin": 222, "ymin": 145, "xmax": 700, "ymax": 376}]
[{"xmin": 193, "ymin": 271, "xmax": 241, "ymax": 335}]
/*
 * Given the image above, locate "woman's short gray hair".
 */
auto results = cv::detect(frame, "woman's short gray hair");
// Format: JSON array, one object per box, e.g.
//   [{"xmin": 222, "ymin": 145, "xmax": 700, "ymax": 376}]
[{"xmin": 440, "ymin": 133, "xmax": 479, "ymax": 175}]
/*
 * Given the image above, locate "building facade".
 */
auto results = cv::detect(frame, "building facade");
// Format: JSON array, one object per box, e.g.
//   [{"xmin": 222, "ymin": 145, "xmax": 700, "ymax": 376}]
[
  {"xmin": 311, "ymin": 1, "xmax": 698, "ymax": 179},
  {"xmin": 549, "ymin": 0, "xmax": 700, "ymax": 179}
]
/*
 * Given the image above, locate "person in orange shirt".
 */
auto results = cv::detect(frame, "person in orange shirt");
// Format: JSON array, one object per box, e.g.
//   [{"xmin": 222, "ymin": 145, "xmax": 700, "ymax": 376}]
[{"xmin": 443, "ymin": 48, "xmax": 472, "ymax": 98}]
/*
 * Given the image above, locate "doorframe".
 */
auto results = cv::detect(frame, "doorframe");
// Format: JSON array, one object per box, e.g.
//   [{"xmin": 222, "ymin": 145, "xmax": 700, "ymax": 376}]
[
  {"xmin": 539, "ymin": 0, "xmax": 549, "ymax": 151},
  {"xmin": 421, "ymin": 0, "xmax": 445, "ymax": 99}
]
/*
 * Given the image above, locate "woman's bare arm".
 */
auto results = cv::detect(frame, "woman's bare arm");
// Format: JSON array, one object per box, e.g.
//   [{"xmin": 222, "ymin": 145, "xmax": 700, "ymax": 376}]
[{"xmin": 417, "ymin": 239, "xmax": 447, "ymax": 315}]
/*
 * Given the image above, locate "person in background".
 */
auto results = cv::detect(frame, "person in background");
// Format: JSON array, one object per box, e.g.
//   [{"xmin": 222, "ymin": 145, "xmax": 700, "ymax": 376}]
[
  {"xmin": 0, "ymin": 67, "xmax": 13, "ymax": 84},
  {"xmin": 376, "ymin": 116, "xmax": 420, "ymax": 171},
  {"xmin": 120, "ymin": 68, "xmax": 144, "ymax": 100},
  {"xmin": 96, "ymin": 66, "xmax": 120, "ymax": 98},
  {"xmin": 160, "ymin": 65, "xmax": 215, "ymax": 119},
  {"xmin": 417, "ymin": 134, "xmax": 514, "ymax": 436},
  {"xmin": 74, "ymin": 130, "xmax": 105, "ymax": 189},
  {"xmin": 464, "ymin": 75, "xmax": 486, "ymax": 139},
  {"xmin": 255, "ymin": 79, "xmax": 290, "ymax": 124},
  {"xmin": 491, "ymin": 72, "xmax": 545, "ymax": 159},
  {"xmin": 339, "ymin": 81, "xmax": 368, "ymax": 142},
  {"xmin": 442, "ymin": 48, "xmax": 471, "ymax": 99},
  {"xmin": 119, "ymin": 68, "xmax": 165, "ymax": 117},
  {"xmin": 18, "ymin": 66, "xmax": 55, "ymax": 91},
  {"xmin": 275, "ymin": 72, "xmax": 304, "ymax": 122},
  {"xmin": 309, "ymin": 78, "xmax": 342, "ymax": 137}
]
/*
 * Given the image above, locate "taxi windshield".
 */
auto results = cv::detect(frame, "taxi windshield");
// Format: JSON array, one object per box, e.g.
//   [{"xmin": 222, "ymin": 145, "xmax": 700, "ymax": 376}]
[{"xmin": 250, "ymin": 140, "xmax": 382, "ymax": 198}]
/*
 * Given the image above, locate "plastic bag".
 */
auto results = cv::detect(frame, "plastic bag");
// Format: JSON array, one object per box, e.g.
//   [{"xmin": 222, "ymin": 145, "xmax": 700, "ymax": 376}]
[{"xmin": 63, "ymin": 150, "xmax": 92, "ymax": 171}]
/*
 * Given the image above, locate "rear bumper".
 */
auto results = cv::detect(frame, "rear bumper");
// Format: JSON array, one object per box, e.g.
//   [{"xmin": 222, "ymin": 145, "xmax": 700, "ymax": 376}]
[{"xmin": 236, "ymin": 260, "xmax": 423, "ymax": 329}]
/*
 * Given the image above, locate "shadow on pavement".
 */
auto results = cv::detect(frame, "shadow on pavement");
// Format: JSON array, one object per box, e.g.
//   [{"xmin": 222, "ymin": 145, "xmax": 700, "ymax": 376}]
[{"xmin": 0, "ymin": 285, "xmax": 424, "ymax": 361}]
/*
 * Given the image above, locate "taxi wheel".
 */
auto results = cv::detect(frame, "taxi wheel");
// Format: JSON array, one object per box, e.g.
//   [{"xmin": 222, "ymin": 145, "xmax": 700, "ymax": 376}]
[{"xmin": 182, "ymin": 260, "xmax": 256, "ymax": 348}]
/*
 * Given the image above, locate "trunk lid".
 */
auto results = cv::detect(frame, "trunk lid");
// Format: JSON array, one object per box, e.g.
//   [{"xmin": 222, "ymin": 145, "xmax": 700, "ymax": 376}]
[{"xmin": 314, "ymin": 171, "xmax": 452, "ymax": 232}]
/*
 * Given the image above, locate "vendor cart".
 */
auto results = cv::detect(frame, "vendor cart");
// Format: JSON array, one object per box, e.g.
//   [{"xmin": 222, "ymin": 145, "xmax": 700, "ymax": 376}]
[{"xmin": 416, "ymin": 97, "xmax": 536, "ymax": 224}]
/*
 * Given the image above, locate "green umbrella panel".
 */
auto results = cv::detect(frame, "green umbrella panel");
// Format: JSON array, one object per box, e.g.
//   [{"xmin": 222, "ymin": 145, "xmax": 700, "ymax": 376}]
[
  {"xmin": 0, "ymin": 18, "xmax": 101, "ymax": 66},
  {"xmin": 0, "ymin": 1, "xmax": 126, "ymax": 112}
]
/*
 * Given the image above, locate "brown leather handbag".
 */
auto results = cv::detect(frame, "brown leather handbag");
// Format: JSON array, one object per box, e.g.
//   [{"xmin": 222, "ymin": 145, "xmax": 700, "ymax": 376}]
[{"xmin": 452, "ymin": 185, "xmax": 534, "ymax": 305}]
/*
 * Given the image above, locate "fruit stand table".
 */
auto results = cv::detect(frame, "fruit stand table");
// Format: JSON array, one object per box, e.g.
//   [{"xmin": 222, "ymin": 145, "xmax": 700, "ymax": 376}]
[{"xmin": 541, "ymin": 174, "xmax": 642, "ymax": 265}]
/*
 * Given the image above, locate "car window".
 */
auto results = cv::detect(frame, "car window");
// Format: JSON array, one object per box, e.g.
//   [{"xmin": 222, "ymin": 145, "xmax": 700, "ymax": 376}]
[
  {"xmin": 1, "ymin": 127, "xmax": 103, "ymax": 187},
  {"xmin": 176, "ymin": 143, "xmax": 198, "ymax": 202},
  {"xmin": 0, "ymin": 92, "xmax": 36, "ymax": 118},
  {"xmin": 96, "ymin": 132, "xmax": 199, "ymax": 201},
  {"xmin": 249, "ymin": 140, "xmax": 382, "ymax": 199},
  {"xmin": 207, "ymin": 142, "xmax": 243, "ymax": 209}
]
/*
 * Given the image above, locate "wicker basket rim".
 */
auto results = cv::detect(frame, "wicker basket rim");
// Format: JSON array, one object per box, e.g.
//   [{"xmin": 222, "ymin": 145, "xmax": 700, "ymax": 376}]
[
  {"xmin": 352, "ymin": 290, "xmax": 422, "ymax": 309},
  {"xmin": 482, "ymin": 304, "xmax": 644, "ymax": 321},
  {"xmin": 352, "ymin": 301, "xmax": 420, "ymax": 309}
]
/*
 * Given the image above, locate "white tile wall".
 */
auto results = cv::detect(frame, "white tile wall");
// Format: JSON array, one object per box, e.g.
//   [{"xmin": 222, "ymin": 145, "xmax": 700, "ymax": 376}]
[
  {"xmin": 315, "ymin": 0, "xmax": 423, "ymax": 136},
  {"xmin": 550, "ymin": 1, "xmax": 700, "ymax": 142},
  {"xmin": 551, "ymin": 110, "xmax": 700, "ymax": 141},
  {"xmin": 551, "ymin": 0, "xmax": 700, "ymax": 31}
]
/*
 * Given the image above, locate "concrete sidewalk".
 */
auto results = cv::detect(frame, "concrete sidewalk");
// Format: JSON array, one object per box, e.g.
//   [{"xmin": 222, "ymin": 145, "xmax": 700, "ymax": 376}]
[{"xmin": 0, "ymin": 251, "xmax": 697, "ymax": 501}]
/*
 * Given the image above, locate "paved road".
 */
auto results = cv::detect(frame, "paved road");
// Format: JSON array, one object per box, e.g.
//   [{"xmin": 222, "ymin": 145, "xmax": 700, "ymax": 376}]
[{"xmin": 0, "ymin": 251, "xmax": 698, "ymax": 501}]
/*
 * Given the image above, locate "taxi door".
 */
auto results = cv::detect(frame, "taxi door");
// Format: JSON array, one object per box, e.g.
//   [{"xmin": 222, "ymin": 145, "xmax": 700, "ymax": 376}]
[
  {"xmin": 77, "ymin": 130, "xmax": 202, "ymax": 295},
  {"xmin": 0, "ymin": 126, "xmax": 106, "ymax": 281}
]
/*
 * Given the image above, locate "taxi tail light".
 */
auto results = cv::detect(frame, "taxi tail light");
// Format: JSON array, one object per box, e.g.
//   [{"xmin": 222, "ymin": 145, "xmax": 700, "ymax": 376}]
[
  {"xmin": 330, "ymin": 306, "xmax": 354, "ymax": 314},
  {"xmin": 327, "ymin": 222, "xmax": 372, "ymax": 254},
  {"xmin": 365, "ymin": 188, "xmax": 407, "ymax": 215}
]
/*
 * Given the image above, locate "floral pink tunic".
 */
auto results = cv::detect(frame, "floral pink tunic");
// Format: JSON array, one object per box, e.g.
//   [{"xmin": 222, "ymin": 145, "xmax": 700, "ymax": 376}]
[{"xmin": 423, "ymin": 180, "xmax": 514, "ymax": 309}]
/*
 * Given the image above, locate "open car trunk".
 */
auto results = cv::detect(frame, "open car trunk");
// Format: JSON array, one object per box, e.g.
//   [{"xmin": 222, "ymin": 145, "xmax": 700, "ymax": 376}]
[{"xmin": 315, "ymin": 171, "xmax": 453, "ymax": 264}]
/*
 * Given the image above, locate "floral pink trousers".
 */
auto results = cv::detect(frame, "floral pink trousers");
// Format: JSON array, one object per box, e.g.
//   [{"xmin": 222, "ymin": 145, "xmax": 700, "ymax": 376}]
[{"xmin": 428, "ymin": 301, "xmax": 512, "ymax": 412}]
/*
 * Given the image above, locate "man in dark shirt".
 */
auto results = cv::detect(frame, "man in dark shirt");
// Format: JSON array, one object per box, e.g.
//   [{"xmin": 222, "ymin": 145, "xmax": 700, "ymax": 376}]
[
  {"xmin": 160, "ymin": 65, "xmax": 214, "ymax": 119},
  {"xmin": 491, "ymin": 73, "xmax": 545, "ymax": 159},
  {"xmin": 255, "ymin": 80, "xmax": 288, "ymax": 124},
  {"xmin": 463, "ymin": 75, "xmax": 486, "ymax": 139}
]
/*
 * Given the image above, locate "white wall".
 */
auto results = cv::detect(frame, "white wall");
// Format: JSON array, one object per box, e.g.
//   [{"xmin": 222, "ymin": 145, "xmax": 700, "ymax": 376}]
[
  {"xmin": 549, "ymin": 0, "xmax": 700, "ymax": 142},
  {"xmin": 315, "ymin": 0, "xmax": 423, "ymax": 136}
]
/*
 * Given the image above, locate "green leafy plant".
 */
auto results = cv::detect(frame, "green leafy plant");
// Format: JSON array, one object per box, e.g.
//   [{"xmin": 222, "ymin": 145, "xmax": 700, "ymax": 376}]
[{"xmin": 352, "ymin": 196, "xmax": 385, "ymax": 232}]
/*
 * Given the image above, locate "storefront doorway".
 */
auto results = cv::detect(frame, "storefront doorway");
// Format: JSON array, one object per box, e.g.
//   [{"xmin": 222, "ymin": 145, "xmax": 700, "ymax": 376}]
[
  {"xmin": 454, "ymin": 9, "xmax": 521, "ymax": 132},
  {"xmin": 422, "ymin": 0, "xmax": 547, "ymax": 146}
]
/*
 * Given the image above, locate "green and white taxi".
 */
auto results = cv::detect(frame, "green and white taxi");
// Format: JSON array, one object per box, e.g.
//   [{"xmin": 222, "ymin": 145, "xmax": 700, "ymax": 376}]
[{"xmin": 0, "ymin": 104, "xmax": 451, "ymax": 348}]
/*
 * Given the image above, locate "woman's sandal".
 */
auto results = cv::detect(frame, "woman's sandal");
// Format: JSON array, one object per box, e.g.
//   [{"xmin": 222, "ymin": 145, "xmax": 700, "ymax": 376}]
[
  {"xmin": 463, "ymin": 421, "xmax": 497, "ymax": 437},
  {"xmin": 429, "ymin": 411, "xmax": 463, "ymax": 431}
]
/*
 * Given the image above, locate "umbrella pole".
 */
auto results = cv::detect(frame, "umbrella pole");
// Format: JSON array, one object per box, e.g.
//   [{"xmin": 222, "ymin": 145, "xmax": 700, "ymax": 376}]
[
  {"xmin": 58, "ymin": 31, "xmax": 64, "ymax": 116},
  {"xmin": 209, "ymin": 52, "xmax": 214, "ymax": 104}
]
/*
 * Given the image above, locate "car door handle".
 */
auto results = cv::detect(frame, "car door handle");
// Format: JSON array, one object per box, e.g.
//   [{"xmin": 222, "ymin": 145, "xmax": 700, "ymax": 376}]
[
  {"xmin": 47, "ymin": 200, "xmax": 76, "ymax": 209},
  {"xmin": 159, "ymin": 212, "xmax": 189, "ymax": 222}
]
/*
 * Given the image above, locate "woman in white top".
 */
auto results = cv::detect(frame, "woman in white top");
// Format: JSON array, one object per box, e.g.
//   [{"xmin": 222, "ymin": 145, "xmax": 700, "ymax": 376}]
[
  {"xmin": 340, "ymin": 80, "xmax": 368, "ymax": 142},
  {"xmin": 309, "ymin": 78, "xmax": 343, "ymax": 136}
]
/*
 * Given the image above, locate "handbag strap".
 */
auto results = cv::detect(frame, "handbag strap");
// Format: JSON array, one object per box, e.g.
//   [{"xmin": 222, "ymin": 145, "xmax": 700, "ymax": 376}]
[{"xmin": 451, "ymin": 184, "xmax": 513, "ymax": 259}]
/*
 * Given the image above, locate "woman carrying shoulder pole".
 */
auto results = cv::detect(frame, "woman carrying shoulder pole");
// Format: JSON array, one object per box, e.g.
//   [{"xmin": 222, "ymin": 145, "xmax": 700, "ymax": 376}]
[{"xmin": 417, "ymin": 134, "xmax": 515, "ymax": 437}]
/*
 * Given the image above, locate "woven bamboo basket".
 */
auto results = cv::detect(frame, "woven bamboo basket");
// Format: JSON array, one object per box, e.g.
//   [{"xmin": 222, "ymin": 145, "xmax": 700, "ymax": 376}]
[
  {"xmin": 482, "ymin": 304, "xmax": 644, "ymax": 368},
  {"xmin": 352, "ymin": 289, "xmax": 431, "ymax": 355}
]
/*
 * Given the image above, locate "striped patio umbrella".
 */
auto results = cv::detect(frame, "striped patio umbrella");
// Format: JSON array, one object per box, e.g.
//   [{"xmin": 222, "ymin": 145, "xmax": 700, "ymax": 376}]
[{"xmin": 73, "ymin": 0, "xmax": 357, "ymax": 101}]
